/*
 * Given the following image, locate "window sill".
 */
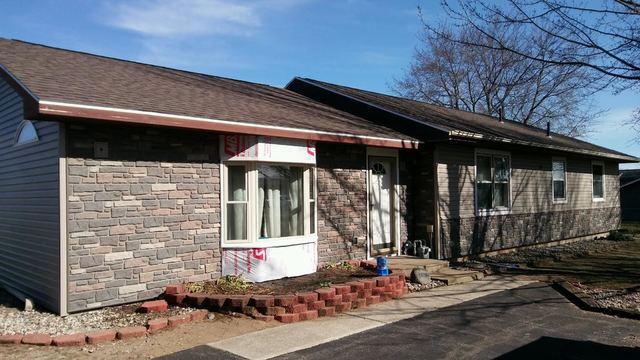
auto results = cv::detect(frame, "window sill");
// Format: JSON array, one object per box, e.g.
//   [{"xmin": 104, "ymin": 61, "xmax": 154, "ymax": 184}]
[
  {"xmin": 223, "ymin": 233, "xmax": 318, "ymax": 249},
  {"xmin": 592, "ymin": 198, "xmax": 605, "ymax": 203},
  {"xmin": 553, "ymin": 199, "xmax": 567, "ymax": 204},
  {"xmin": 477, "ymin": 209, "xmax": 511, "ymax": 217}
]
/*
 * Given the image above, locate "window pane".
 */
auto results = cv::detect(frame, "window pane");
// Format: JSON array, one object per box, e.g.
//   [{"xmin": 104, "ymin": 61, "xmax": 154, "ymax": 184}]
[
  {"xmin": 258, "ymin": 165, "xmax": 304, "ymax": 238},
  {"xmin": 309, "ymin": 168, "xmax": 315, "ymax": 200},
  {"xmin": 493, "ymin": 183, "xmax": 509, "ymax": 208},
  {"xmin": 552, "ymin": 161, "xmax": 565, "ymax": 181},
  {"xmin": 17, "ymin": 121, "xmax": 38, "ymax": 144},
  {"xmin": 227, "ymin": 166, "xmax": 246, "ymax": 201},
  {"xmin": 477, "ymin": 156, "xmax": 492, "ymax": 182},
  {"xmin": 477, "ymin": 183, "xmax": 492, "ymax": 210},
  {"xmin": 592, "ymin": 165, "xmax": 604, "ymax": 198},
  {"xmin": 227, "ymin": 203, "xmax": 247, "ymax": 240},
  {"xmin": 493, "ymin": 156, "xmax": 509, "ymax": 182},
  {"xmin": 310, "ymin": 201, "xmax": 316, "ymax": 234},
  {"xmin": 553, "ymin": 180, "xmax": 565, "ymax": 199}
]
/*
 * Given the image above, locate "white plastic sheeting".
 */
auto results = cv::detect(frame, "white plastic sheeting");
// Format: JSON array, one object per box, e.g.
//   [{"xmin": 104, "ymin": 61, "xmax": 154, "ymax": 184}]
[
  {"xmin": 222, "ymin": 242, "xmax": 318, "ymax": 282},
  {"xmin": 221, "ymin": 135, "xmax": 316, "ymax": 165}
]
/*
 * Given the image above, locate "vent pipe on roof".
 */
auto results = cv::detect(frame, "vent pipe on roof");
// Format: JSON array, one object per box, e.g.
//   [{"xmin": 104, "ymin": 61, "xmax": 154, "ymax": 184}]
[{"xmin": 546, "ymin": 121, "xmax": 551, "ymax": 137}]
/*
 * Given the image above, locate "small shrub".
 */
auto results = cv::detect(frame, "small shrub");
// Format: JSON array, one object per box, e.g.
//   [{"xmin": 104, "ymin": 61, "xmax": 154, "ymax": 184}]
[
  {"xmin": 323, "ymin": 261, "xmax": 356, "ymax": 271},
  {"xmin": 318, "ymin": 281, "xmax": 332, "ymax": 287},
  {"xmin": 185, "ymin": 281, "xmax": 205, "ymax": 293},
  {"xmin": 216, "ymin": 275, "xmax": 252, "ymax": 292}
]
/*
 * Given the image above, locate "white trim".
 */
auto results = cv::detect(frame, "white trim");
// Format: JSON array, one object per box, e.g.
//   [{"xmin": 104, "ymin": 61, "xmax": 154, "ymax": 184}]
[
  {"xmin": 39, "ymin": 100, "xmax": 418, "ymax": 146},
  {"xmin": 551, "ymin": 157, "xmax": 568, "ymax": 204},
  {"xmin": 366, "ymin": 147, "xmax": 401, "ymax": 258},
  {"xmin": 58, "ymin": 122, "xmax": 68, "ymax": 316},
  {"xmin": 591, "ymin": 160, "xmax": 605, "ymax": 202},
  {"xmin": 474, "ymin": 149, "xmax": 512, "ymax": 217}
]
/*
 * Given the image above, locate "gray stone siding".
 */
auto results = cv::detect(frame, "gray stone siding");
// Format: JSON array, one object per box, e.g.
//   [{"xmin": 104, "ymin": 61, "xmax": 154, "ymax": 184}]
[
  {"xmin": 65, "ymin": 123, "xmax": 221, "ymax": 312},
  {"xmin": 439, "ymin": 207, "xmax": 621, "ymax": 258}
]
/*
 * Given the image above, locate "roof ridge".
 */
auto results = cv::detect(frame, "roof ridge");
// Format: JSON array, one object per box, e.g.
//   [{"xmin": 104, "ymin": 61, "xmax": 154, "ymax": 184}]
[{"xmin": 3, "ymin": 38, "xmax": 285, "ymax": 92}]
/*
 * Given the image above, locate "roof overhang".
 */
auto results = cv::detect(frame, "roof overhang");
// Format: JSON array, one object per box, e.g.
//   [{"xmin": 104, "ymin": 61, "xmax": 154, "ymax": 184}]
[
  {"xmin": 449, "ymin": 130, "xmax": 640, "ymax": 163},
  {"xmin": 37, "ymin": 100, "xmax": 420, "ymax": 149}
]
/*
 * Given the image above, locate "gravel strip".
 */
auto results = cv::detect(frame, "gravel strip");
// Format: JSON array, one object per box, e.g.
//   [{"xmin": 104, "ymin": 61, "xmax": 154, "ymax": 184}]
[
  {"xmin": 582, "ymin": 287, "xmax": 640, "ymax": 313},
  {"xmin": 407, "ymin": 280, "xmax": 446, "ymax": 292},
  {"xmin": 0, "ymin": 290, "xmax": 197, "ymax": 336}
]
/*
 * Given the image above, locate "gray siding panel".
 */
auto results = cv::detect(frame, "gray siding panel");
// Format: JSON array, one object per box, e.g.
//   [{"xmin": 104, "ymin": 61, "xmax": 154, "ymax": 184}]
[{"xmin": 0, "ymin": 78, "xmax": 60, "ymax": 312}]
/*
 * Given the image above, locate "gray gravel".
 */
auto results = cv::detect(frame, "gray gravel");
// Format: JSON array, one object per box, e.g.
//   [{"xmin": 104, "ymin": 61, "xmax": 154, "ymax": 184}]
[
  {"xmin": 582, "ymin": 287, "xmax": 640, "ymax": 313},
  {"xmin": 406, "ymin": 280, "xmax": 446, "ymax": 292},
  {"xmin": 0, "ymin": 289, "xmax": 197, "ymax": 336}
]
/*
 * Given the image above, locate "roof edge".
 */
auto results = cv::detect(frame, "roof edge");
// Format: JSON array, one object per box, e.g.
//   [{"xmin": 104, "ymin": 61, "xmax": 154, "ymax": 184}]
[
  {"xmin": 449, "ymin": 130, "xmax": 639, "ymax": 162},
  {"xmin": 0, "ymin": 64, "xmax": 39, "ymax": 118},
  {"xmin": 38, "ymin": 100, "xmax": 420, "ymax": 150}
]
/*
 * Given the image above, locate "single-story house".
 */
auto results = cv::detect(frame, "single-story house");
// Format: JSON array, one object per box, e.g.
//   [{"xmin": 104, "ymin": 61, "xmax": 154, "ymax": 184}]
[
  {"xmin": 620, "ymin": 169, "xmax": 640, "ymax": 221},
  {"xmin": 0, "ymin": 39, "xmax": 636, "ymax": 315}
]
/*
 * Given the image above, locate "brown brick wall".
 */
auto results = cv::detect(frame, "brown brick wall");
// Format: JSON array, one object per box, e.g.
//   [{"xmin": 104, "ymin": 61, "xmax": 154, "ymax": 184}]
[
  {"xmin": 316, "ymin": 143, "xmax": 368, "ymax": 263},
  {"xmin": 65, "ymin": 123, "xmax": 222, "ymax": 312}
]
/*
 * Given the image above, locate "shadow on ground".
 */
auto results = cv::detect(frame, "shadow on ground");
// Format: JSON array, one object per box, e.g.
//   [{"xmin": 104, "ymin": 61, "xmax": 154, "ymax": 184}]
[{"xmin": 497, "ymin": 336, "xmax": 640, "ymax": 360}]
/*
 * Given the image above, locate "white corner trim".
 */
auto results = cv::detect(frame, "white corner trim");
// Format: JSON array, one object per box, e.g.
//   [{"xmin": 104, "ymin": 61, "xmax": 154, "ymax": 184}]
[{"xmin": 58, "ymin": 122, "xmax": 68, "ymax": 316}]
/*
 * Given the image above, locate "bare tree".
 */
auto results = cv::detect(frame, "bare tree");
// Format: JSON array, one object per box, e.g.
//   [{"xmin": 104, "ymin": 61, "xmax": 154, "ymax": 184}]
[
  {"xmin": 394, "ymin": 19, "xmax": 600, "ymax": 136},
  {"xmin": 435, "ymin": 0, "xmax": 640, "ymax": 136}
]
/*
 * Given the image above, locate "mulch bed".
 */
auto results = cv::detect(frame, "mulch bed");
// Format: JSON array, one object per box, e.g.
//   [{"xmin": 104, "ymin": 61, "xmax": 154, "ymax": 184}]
[{"xmin": 188, "ymin": 267, "xmax": 379, "ymax": 296}]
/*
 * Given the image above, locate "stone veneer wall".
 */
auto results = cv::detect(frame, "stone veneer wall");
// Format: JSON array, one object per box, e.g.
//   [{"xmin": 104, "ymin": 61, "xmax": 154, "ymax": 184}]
[
  {"xmin": 66, "ymin": 123, "xmax": 221, "ymax": 312},
  {"xmin": 316, "ymin": 143, "xmax": 368, "ymax": 263},
  {"xmin": 439, "ymin": 207, "xmax": 621, "ymax": 258}
]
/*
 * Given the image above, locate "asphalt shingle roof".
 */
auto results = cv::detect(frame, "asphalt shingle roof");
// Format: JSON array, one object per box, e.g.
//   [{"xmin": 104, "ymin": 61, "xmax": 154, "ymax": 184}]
[
  {"xmin": 0, "ymin": 39, "xmax": 415, "ymax": 143},
  {"xmin": 293, "ymin": 78, "xmax": 638, "ymax": 162}
]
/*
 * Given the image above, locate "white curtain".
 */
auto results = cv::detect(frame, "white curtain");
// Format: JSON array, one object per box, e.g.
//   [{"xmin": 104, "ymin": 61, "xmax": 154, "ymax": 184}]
[
  {"xmin": 258, "ymin": 165, "xmax": 304, "ymax": 238},
  {"xmin": 288, "ymin": 172, "xmax": 301, "ymax": 235}
]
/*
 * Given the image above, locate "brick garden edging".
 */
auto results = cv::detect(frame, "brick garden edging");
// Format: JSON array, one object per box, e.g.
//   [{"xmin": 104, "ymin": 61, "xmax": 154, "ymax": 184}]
[
  {"xmin": 0, "ymin": 308, "xmax": 209, "ymax": 347},
  {"xmin": 164, "ymin": 267, "xmax": 408, "ymax": 324}
]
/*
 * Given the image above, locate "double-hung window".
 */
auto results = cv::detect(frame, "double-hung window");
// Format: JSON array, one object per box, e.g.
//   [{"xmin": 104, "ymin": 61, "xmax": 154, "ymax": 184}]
[
  {"xmin": 476, "ymin": 151, "xmax": 511, "ymax": 214},
  {"xmin": 223, "ymin": 163, "xmax": 317, "ymax": 246},
  {"xmin": 552, "ymin": 159, "xmax": 567, "ymax": 203},
  {"xmin": 592, "ymin": 161, "xmax": 605, "ymax": 201}
]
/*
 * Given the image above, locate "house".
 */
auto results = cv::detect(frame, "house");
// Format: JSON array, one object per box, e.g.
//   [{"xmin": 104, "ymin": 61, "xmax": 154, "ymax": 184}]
[
  {"xmin": 620, "ymin": 169, "xmax": 640, "ymax": 221},
  {"xmin": 0, "ymin": 39, "xmax": 636, "ymax": 315},
  {"xmin": 285, "ymin": 77, "xmax": 638, "ymax": 258}
]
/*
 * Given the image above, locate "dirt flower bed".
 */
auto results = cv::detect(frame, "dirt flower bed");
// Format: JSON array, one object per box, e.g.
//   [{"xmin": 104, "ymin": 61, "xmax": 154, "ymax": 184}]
[
  {"xmin": 0, "ymin": 288, "xmax": 197, "ymax": 336},
  {"xmin": 185, "ymin": 264, "xmax": 378, "ymax": 296}
]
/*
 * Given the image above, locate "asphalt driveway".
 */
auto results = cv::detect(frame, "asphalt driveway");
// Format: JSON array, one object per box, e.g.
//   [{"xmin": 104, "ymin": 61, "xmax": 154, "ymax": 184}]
[{"xmin": 160, "ymin": 283, "xmax": 639, "ymax": 359}]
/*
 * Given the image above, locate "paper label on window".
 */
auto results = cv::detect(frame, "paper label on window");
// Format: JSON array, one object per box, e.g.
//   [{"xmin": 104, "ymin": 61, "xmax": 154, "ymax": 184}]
[{"xmin": 222, "ymin": 135, "xmax": 316, "ymax": 164}]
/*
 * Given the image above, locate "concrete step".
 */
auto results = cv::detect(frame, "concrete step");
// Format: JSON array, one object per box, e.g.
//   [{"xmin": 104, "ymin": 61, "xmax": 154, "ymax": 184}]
[
  {"xmin": 430, "ymin": 267, "xmax": 485, "ymax": 285},
  {"xmin": 386, "ymin": 257, "xmax": 450, "ymax": 277}
]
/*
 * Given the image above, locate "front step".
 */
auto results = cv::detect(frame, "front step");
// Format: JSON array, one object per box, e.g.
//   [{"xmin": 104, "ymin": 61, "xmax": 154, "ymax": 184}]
[
  {"xmin": 430, "ymin": 267, "xmax": 484, "ymax": 285},
  {"xmin": 384, "ymin": 256, "xmax": 483, "ymax": 286}
]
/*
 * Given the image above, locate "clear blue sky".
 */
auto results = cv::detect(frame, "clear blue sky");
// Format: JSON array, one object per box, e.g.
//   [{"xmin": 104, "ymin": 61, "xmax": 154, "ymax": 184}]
[{"xmin": 1, "ymin": 0, "xmax": 638, "ymax": 167}]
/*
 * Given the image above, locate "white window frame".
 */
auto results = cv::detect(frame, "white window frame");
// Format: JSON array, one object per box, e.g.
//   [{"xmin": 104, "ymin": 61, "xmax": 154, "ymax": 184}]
[
  {"xmin": 475, "ymin": 149, "xmax": 512, "ymax": 216},
  {"xmin": 591, "ymin": 160, "xmax": 605, "ymax": 202},
  {"xmin": 14, "ymin": 120, "xmax": 39, "ymax": 146},
  {"xmin": 551, "ymin": 157, "xmax": 567, "ymax": 204},
  {"xmin": 221, "ymin": 161, "xmax": 317, "ymax": 248}
]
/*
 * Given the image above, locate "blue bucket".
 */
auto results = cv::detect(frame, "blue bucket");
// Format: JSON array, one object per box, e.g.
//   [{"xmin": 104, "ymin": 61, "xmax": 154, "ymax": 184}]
[{"xmin": 376, "ymin": 256, "xmax": 389, "ymax": 276}]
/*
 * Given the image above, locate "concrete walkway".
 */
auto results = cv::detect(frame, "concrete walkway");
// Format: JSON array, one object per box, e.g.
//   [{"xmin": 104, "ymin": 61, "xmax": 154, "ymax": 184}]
[{"xmin": 186, "ymin": 276, "xmax": 534, "ymax": 360}]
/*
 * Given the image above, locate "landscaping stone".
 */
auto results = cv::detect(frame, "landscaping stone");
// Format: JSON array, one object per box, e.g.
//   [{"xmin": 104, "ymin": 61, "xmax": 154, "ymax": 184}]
[
  {"xmin": 186, "ymin": 294, "xmax": 208, "ymax": 308},
  {"xmin": 228, "ymin": 295, "xmax": 250, "ymax": 310},
  {"xmin": 366, "ymin": 295, "xmax": 381, "ymax": 305},
  {"xmin": 410, "ymin": 268, "xmax": 431, "ymax": 285},
  {"xmin": 21, "ymin": 334, "xmax": 52, "ymax": 346},
  {"xmin": 275, "ymin": 313, "xmax": 299, "ymax": 323},
  {"xmin": 253, "ymin": 314, "xmax": 274, "ymax": 322},
  {"xmin": 165, "ymin": 284, "xmax": 185, "ymax": 295},
  {"xmin": 190, "ymin": 310, "xmax": 209, "ymax": 321},
  {"xmin": 205, "ymin": 295, "xmax": 227, "ymax": 310},
  {"xmin": 286, "ymin": 303, "xmax": 308, "ymax": 314},
  {"xmin": 274, "ymin": 295, "xmax": 296, "ymax": 307},
  {"xmin": 297, "ymin": 292, "xmax": 319, "ymax": 304},
  {"xmin": 359, "ymin": 279, "xmax": 376, "ymax": 289},
  {"xmin": 331, "ymin": 285, "xmax": 351, "ymax": 295},
  {"xmin": 357, "ymin": 289, "xmax": 372, "ymax": 298},
  {"xmin": 116, "ymin": 326, "xmax": 147, "ymax": 340},
  {"xmin": 308, "ymin": 300, "xmax": 326, "ymax": 310},
  {"xmin": 354, "ymin": 298, "xmax": 367, "ymax": 308},
  {"xmin": 335, "ymin": 302, "xmax": 352, "ymax": 313},
  {"xmin": 52, "ymin": 333, "xmax": 86, "ymax": 347},
  {"xmin": 165, "ymin": 293, "xmax": 187, "ymax": 305},
  {"xmin": 299, "ymin": 310, "xmax": 319, "ymax": 321},
  {"xmin": 139, "ymin": 300, "xmax": 169, "ymax": 313},
  {"xmin": 167, "ymin": 314, "xmax": 190, "ymax": 327},
  {"xmin": 315, "ymin": 288, "xmax": 336, "ymax": 300},
  {"xmin": 375, "ymin": 277, "xmax": 390, "ymax": 287},
  {"xmin": 325, "ymin": 295, "xmax": 343, "ymax": 307},
  {"xmin": 251, "ymin": 295, "xmax": 275, "ymax": 308},
  {"xmin": 147, "ymin": 318, "xmax": 168, "ymax": 333},
  {"xmin": 318, "ymin": 307, "xmax": 335, "ymax": 317},
  {"xmin": 346, "ymin": 281, "xmax": 365, "ymax": 292},
  {"xmin": 86, "ymin": 329, "xmax": 117, "ymax": 344},
  {"xmin": 262, "ymin": 306, "xmax": 286, "ymax": 316},
  {"xmin": 0, "ymin": 334, "xmax": 22, "ymax": 344}
]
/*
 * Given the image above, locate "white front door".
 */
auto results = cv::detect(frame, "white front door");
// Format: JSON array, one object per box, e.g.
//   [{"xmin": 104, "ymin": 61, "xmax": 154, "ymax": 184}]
[{"xmin": 368, "ymin": 156, "xmax": 396, "ymax": 256}]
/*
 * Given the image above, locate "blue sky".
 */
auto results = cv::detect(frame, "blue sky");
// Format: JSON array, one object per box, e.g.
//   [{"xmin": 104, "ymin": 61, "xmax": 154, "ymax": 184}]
[{"xmin": 1, "ymin": 0, "xmax": 638, "ymax": 167}]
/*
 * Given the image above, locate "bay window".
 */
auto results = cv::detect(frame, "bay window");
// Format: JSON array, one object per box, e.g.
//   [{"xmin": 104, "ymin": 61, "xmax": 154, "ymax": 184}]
[
  {"xmin": 223, "ymin": 162, "xmax": 317, "ymax": 246},
  {"xmin": 476, "ymin": 151, "xmax": 511, "ymax": 214}
]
